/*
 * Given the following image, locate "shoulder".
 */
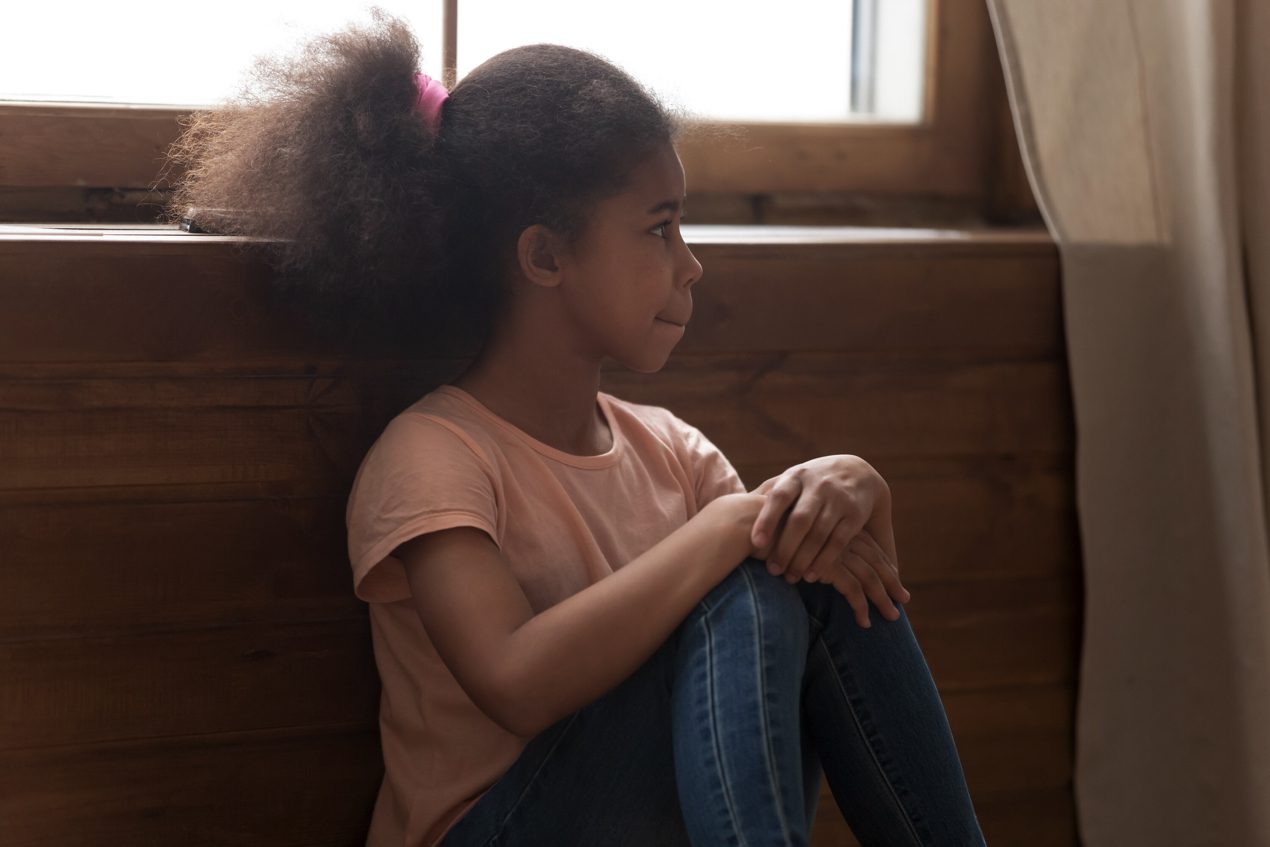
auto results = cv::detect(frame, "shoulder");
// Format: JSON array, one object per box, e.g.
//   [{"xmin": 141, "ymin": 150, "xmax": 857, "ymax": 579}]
[
  {"xmin": 602, "ymin": 392, "xmax": 734, "ymax": 465},
  {"xmin": 602, "ymin": 393, "xmax": 743, "ymax": 507},
  {"xmin": 371, "ymin": 390, "xmax": 501, "ymax": 470},
  {"xmin": 601, "ymin": 391, "xmax": 701, "ymax": 450},
  {"xmin": 351, "ymin": 407, "xmax": 500, "ymax": 495}
]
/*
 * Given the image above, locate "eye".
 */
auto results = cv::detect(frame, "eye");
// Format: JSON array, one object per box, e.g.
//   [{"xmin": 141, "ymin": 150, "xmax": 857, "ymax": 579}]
[{"xmin": 651, "ymin": 219, "xmax": 672, "ymax": 238}]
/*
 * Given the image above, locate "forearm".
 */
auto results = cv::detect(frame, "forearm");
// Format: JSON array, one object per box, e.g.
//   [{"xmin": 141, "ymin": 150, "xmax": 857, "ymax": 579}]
[{"xmin": 499, "ymin": 501, "xmax": 755, "ymax": 738}]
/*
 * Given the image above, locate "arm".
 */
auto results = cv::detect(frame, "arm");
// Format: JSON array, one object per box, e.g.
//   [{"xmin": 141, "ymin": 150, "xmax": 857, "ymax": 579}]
[{"xmin": 397, "ymin": 491, "xmax": 765, "ymax": 740}]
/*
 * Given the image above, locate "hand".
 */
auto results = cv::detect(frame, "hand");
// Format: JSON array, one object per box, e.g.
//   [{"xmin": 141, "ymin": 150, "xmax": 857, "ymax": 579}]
[
  {"xmin": 748, "ymin": 455, "xmax": 909, "ymax": 628},
  {"xmin": 815, "ymin": 527, "xmax": 905, "ymax": 629}
]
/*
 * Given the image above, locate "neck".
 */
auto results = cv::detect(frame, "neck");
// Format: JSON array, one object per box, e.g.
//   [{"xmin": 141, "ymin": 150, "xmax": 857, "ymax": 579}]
[{"xmin": 450, "ymin": 311, "xmax": 611, "ymax": 456}]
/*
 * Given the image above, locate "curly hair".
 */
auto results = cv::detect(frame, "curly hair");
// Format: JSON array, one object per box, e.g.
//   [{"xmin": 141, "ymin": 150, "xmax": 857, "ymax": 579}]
[{"xmin": 159, "ymin": 6, "xmax": 687, "ymax": 353}]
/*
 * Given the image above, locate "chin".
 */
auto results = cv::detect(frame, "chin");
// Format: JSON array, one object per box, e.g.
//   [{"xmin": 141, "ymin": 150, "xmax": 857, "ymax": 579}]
[
  {"xmin": 629, "ymin": 362, "xmax": 669, "ymax": 375},
  {"xmin": 621, "ymin": 349, "xmax": 674, "ymax": 374}
]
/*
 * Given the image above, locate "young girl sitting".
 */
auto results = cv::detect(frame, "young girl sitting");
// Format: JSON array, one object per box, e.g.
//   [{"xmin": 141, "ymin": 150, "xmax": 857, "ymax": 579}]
[{"xmin": 163, "ymin": 9, "xmax": 986, "ymax": 846}]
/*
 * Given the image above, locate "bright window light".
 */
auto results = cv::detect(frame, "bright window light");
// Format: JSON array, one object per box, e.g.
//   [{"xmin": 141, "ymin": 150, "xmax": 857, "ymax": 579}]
[
  {"xmin": 459, "ymin": 0, "xmax": 927, "ymax": 122},
  {"xmin": 0, "ymin": 2, "xmax": 444, "ymax": 108},
  {"xmin": 1, "ymin": 1, "xmax": 926, "ymax": 121}
]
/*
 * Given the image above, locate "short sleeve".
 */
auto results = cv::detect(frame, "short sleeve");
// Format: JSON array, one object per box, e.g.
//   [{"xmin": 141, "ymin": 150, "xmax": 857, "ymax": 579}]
[
  {"xmin": 671, "ymin": 414, "xmax": 747, "ymax": 510},
  {"xmin": 345, "ymin": 413, "xmax": 500, "ymax": 604}
]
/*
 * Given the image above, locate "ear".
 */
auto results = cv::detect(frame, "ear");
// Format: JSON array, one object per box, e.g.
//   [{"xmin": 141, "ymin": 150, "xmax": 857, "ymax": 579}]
[{"xmin": 515, "ymin": 224, "xmax": 565, "ymax": 289}]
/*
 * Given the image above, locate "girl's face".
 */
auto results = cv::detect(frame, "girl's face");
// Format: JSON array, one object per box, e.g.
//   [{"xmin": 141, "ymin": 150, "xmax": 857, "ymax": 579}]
[{"xmin": 558, "ymin": 143, "xmax": 703, "ymax": 373}]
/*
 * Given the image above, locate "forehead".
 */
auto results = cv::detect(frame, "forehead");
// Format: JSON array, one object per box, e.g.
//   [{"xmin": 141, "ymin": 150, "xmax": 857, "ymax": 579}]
[{"xmin": 608, "ymin": 144, "xmax": 686, "ymax": 213}]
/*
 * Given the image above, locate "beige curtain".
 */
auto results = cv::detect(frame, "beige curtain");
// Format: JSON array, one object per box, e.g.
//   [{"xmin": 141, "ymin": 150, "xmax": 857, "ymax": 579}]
[{"xmin": 985, "ymin": 0, "xmax": 1270, "ymax": 843}]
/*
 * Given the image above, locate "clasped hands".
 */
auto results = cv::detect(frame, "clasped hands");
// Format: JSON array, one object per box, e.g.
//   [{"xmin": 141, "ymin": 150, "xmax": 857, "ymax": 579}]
[{"xmin": 747, "ymin": 455, "xmax": 910, "ymax": 629}]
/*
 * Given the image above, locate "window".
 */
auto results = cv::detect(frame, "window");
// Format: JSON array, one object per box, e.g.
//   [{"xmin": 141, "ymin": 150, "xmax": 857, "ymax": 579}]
[
  {"xmin": 455, "ymin": 0, "xmax": 927, "ymax": 123},
  {"xmin": 0, "ymin": 0, "xmax": 1003, "ymax": 222},
  {"xmin": 2, "ymin": 1, "xmax": 925, "ymax": 122},
  {"xmin": 0, "ymin": 3, "xmax": 446, "ymax": 108}
]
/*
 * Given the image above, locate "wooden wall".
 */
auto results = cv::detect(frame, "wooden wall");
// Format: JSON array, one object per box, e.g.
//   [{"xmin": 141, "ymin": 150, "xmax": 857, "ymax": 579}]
[{"xmin": 0, "ymin": 224, "xmax": 1077, "ymax": 845}]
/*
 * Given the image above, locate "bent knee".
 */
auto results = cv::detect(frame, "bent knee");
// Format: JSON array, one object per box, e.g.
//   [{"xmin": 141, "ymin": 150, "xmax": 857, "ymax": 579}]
[{"xmin": 695, "ymin": 556, "xmax": 810, "ymax": 636}]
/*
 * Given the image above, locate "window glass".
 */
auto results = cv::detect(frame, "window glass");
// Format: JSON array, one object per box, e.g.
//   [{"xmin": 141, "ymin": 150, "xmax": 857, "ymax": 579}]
[
  {"xmin": 0, "ymin": 1, "xmax": 925, "ymax": 121},
  {"xmin": 0, "ymin": 2, "xmax": 444, "ymax": 107},
  {"xmin": 458, "ymin": 0, "xmax": 927, "ymax": 122}
]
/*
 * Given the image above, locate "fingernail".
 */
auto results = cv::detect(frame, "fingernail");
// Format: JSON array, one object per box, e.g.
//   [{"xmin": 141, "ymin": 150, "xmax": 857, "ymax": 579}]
[{"xmin": 767, "ymin": 560, "xmax": 781, "ymax": 575}]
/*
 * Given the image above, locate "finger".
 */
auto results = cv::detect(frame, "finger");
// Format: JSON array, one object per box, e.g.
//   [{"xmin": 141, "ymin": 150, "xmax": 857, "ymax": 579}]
[
  {"xmin": 783, "ymin": 503, "xmax": 837, "ymax": 582},
  {"xmin": 849, "ymin": 535, "xmax": 910, "ymax": 603},
  {"xmin": 844, "ymin": 549, "xmax": 902, "ymax": 621},
  {"xmin": 823, "ymin": 563, "xmax": 872, "ymax": 628},
  {"xmin": 768, "ymin": 496, "xmax": 820, "ymax": 576},
  {"xmin": 751, "ymin": 475, "xmax": 801, "ymax": 550},
  {"xmin": 856, "ymin": 526, "xmax": 902, "ymax": 574},
  {"xmin": 802, "ymin": 520, "xmax": 858, "ymax": 585},
  {"xmin": 755, "ymin": 509, "xmax": 789, "ymax": 561}
]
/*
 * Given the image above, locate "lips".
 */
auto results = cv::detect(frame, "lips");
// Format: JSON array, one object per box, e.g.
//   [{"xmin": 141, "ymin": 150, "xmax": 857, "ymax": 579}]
[{"xmin": 656, "ymin": 315, "xmax": 689, "ymax": 327}]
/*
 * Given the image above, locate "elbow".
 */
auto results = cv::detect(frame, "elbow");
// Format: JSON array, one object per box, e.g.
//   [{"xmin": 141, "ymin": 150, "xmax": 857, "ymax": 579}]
[
  {"xmin": 497, "ymin": 708, "xmax": 542, "ymax": 741},
  {"xmin": 480, "ymin": 663, "xmax": 545, "ymax": 740},
  {"xmin": 486, "ymin": 692, "xmax": 538, "ymax": 740}
]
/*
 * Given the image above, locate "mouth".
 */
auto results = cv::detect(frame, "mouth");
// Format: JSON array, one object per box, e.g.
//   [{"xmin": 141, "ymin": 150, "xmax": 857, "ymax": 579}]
[{"xmin": 655, "ymin": 316, "xmax": 688, "ymax": 327}]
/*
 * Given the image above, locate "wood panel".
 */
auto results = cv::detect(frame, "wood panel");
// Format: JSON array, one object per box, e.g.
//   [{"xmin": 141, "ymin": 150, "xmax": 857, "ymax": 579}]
[
  {"xmin": 820, "ymin": 785, "xmax": 1083, "ymax": 847},
  {"xmin": 615, "ymin": 355, "xmax": 1073, "ymax": 459},
  {"xmin": 0, "ymin": 465, "xmax": 1076, "ymax": 638},
  {"xmin": 0, "ymin": 103, "xmax": 185, "ymax": 189},
  {"xmin": 740, "ymin": 455, "xmax": 1080, "ymax": 582},
  {"xmin": 0, "ymin": 727, "xmax": 383, "ymax": 847},
  {"xmin": 0, "ymin": 358, "xmax": 1068, "ymax": 495},
  {"xmin": 814, "ymin": 786, "xmax": 1082, "ymax": 847},
  {"xmin": 0, "ymin": 497, "xmax": 361, "ymax": 636},
  {"xmin": 1, "ymin": 576, "xmax": 1073, "ymax": 751},
  {"xmin": 811, "ymin": 681, "xmax": 1077, "ymax": 844},
  {"xmin": 1, "ymin": 620, "xmax": 379, "ymax": 750},
  {"xmin": 971, "ymin": 789, "xmax": 1079, "ymax": 846},
  {"xmin": 0, "ymin": 227, "xmax": 1077, "ymax": 845},
  {"xmin": 0, "ymin": 226, "xmax": 1060, "ymax": 364}
]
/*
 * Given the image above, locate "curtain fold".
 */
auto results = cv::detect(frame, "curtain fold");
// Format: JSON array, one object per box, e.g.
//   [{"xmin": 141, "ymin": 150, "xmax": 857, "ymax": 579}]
[{"xmin": 985, "ymin": 1, "xmax": 1270, "ymax": 843}]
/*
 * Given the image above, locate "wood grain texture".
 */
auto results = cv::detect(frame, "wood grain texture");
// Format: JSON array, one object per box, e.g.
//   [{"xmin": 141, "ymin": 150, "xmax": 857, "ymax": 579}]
[
  {"xmin": 0, "ymin": 464, "xmax": 1075, "ymax": 636},
  {"xmin": 0, "ymin": 358, "xmax": 1068, "ymax": 493},
  {"xmin": 0, "ymin": 227, "xmax": 1077, "ymax": 845},
  {"xmin": 0, "ymin": 577, "xmax": 1073, "ymax": 748},
  {"xmin": 0, "ymin": 726, "xmax": 383, "ymax": 847},
  {"xmin": 0, "ymin": 225, "xmax": 1060, "ymax": 364}
]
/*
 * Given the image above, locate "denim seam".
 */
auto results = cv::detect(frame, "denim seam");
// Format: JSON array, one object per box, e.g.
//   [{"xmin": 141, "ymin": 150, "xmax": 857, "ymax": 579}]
[
  {"xmin": 739, "ymin": 563, "xmax": 796, "ymax": 845},
  {"xmin": 813, "ymin": 633, "xmax": 924, "ymax": 846},
  {"xmin": 703, "ymin": 611, "xmax": 748, "ymax": 847},
  {"xmin": 478, "ymin": 711, "xmax": 583, "ymax": 847}
]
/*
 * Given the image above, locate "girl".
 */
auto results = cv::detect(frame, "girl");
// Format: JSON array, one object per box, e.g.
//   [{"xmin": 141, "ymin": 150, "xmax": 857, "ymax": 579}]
[{"xmin": 163, "ymin": 9, "xmax": 986, "ymax": 846}]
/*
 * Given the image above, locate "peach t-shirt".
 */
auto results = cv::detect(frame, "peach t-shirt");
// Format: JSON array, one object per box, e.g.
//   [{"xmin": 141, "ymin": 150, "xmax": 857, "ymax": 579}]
[{"xmin": 345, "ymin": 384, "xmax": 747, "ymax": 847}]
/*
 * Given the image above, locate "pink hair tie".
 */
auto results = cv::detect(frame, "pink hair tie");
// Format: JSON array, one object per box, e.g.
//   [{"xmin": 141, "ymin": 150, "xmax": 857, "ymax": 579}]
[{"xmin": 413, "ymin": 71, "xmax": 449, "ymax": 130}]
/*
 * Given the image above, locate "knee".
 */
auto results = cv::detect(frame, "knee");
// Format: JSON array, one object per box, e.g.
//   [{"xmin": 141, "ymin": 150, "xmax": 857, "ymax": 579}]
[{"xmin": 693, "ymin": 556, "xmax": 810, "ymax": 646}]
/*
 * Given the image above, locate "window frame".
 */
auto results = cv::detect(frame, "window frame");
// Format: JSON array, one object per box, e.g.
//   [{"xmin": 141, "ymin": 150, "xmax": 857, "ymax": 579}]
[{"xmin": 0, "ymin": 0, "xmax": 999, "ymax": 219}]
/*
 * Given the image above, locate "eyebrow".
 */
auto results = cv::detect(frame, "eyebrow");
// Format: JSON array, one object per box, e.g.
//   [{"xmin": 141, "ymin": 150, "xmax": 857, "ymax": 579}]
[{"xmin": 646, "ymin": 198, "xmax": 687, "ymax": 215}]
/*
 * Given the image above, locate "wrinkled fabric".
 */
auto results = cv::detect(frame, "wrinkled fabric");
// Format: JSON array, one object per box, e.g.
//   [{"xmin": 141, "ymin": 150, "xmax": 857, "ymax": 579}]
[{"xmin": 987, "ymin": 2, "xmax": 1270, "ymax": 843}]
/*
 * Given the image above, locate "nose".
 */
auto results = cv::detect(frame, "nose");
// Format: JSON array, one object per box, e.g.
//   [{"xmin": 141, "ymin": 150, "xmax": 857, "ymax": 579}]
[{"xmin": 679, "ymin": 239, "xmax": 704, "ymax": 288}]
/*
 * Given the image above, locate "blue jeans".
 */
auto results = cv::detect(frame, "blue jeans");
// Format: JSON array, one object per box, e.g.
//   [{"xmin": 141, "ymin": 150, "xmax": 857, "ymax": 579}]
[{"xmin": 439, "ymin": 557, "xmax": 987, "ymax": 846}]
